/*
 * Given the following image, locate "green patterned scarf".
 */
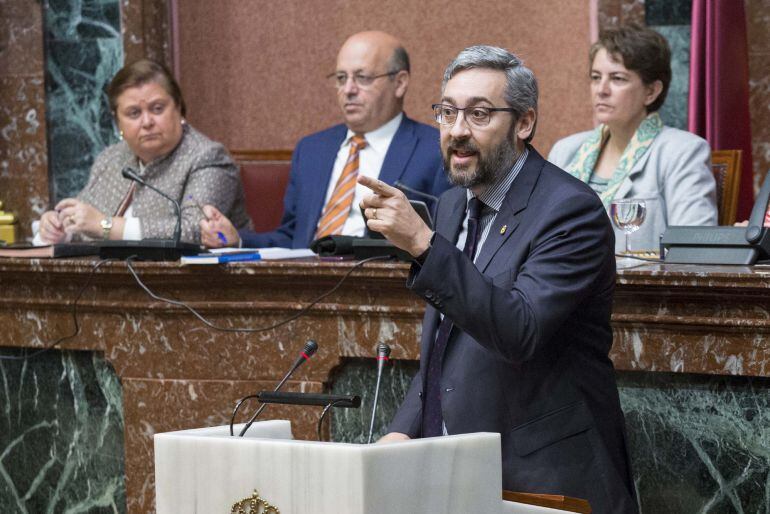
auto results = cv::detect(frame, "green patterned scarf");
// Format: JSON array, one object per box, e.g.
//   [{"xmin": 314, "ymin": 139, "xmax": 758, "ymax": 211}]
[{"xmin": 565, "ymin": 112, "xmax": 663, "ymax": 208}]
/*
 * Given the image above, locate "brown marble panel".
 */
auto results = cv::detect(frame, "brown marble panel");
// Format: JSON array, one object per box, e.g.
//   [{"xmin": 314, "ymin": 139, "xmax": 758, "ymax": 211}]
[
  {"xmin": 746, "ymin": 0, "xmax": 770, "ymax": 56},
  {"xmin": 0, "ymin": 0, "xmax": 45, "ymax": 75},
  {"xmin": 121, "ymin": 0, "xmax": 171, "ymax": 66},
  {"xmin": 746, "ymin": 0, "xmax": 770, "ymax": 196},
  {"xmin": 748, "ymin": 53, "xmax": 770, "ymax": 194},
  {"xmin": 597, "ymin": 0, "xmax": 645, "ymax": 31},
  {"xmin": 175, "ymin": 0, "xmax": 593, "ymax": 154},
  {"xmin": 612, "ymin": 263, "xmax": 770, "ymax": 376},
  {"xmin": 0, "ymin": 75, "xmax": 49, "ymax": 241}
]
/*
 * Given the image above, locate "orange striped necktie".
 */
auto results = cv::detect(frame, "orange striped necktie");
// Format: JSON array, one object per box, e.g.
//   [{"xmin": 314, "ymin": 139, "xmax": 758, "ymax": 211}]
[{"xmin": 315, "ymin": 134, "xmax": 367, "ymax": 239}]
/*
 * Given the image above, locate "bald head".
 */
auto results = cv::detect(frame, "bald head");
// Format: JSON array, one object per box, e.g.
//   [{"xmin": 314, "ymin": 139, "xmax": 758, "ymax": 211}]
[{"xmin": 334, "ymin": 31, "xmax": 410, "ymax": 133}]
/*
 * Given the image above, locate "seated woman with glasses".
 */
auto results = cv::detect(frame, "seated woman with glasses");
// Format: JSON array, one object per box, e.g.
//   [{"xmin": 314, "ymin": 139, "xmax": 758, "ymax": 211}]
[
  {"xmin": 548, "ymin": 24, "xmax": 717, "ymax": 253},
  {"xmin": 35, "ymin": 58, "xmax": 251, "ymax": 245}
]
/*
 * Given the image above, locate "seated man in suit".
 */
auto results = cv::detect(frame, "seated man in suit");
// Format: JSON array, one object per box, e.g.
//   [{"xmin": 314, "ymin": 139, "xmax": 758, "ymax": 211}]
[
  {"xmin": 200, "ymin": 30, "xmax": 449, "ymax": 249},
  {"xmin": 359, "ymin": 46, "xmax": 638, "ymax": 513}
]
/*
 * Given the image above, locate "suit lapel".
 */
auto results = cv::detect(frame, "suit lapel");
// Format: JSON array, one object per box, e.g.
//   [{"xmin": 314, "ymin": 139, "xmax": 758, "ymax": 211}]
[
  {"xmin": 305, "ymin": 125, "xmax": 347, "ymax": 241},
  {"xmin": 378, "ymin": 116, "xmax": 417, "ymax": 185},
  {"xmin": 474, "ymin": 148, "xmax": 544, "ymax": 273},
  {"xmin": 614, "ymin": 147, "xmax": 653, "ymax": 199},
  {"xmin": 437, "ymin": 187, "xmax": 467, "ymax": 245}
]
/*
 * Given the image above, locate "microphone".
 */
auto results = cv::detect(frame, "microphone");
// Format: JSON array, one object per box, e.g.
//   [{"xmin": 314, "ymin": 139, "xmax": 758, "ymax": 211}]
[
  {"xmin": 257, "ymin": 391, "xmax": 360, "ymax": 408},
  {"xmin": 96, "ymin": 166, "xmax": 201, "ymax": 260},
  {"xmin": 121, "ymin": 166, "xmax": 182, "ymax": 243},
  {"xmin": 394, "ymin": 181, "xmax": 438, "ymax": 203},
  {"xmin": 367, "ymin": 343, "xmax": 391, "ymax": 443},
  {"xmin": 237, "ymin": 340, "xmax": 319, "ymax": 437}
]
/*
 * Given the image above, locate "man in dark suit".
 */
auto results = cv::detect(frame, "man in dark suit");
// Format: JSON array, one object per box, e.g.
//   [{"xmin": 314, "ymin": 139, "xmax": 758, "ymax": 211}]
[
  {"xmin": 200, "ymin": 31, "xmax": 449, "ymax": 249},
  {"xmin": 359, "ymin": 45, "xmax": 638, "ymax": 513}
]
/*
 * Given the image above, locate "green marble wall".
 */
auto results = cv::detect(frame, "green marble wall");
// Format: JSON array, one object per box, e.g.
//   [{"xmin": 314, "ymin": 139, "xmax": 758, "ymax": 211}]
[
  {"xmin": 645, "ymin": 0, "xmax": 692, "ymax": 130},
  {"xmin": 621, "ymin": 371, "xmax": 770, "ymax": 514},
  {"xmin": 330, "ymin": 358, "xmax": 419, "ymax": 443},
  {"xmin": 331, "ymin": 361, "xmax": 770, "ymax": 513},
  {"xmin": 0, "ymin": 349, "xmax": 125, "ymax": 513},
  {"xmin": 44, "ymin": 0, "xmax": 123, "ymax": 202}
]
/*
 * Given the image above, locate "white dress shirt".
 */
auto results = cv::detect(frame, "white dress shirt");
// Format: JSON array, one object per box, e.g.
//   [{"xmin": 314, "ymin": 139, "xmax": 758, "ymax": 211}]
[{"xmin": 321, "ymin": 112, "xmax": 403, "ymax": 236}]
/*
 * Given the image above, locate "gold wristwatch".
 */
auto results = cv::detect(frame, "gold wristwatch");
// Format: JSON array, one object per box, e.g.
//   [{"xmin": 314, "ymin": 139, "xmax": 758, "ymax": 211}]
[{"xmin": 100, "ymin": 216, "xmax": 113, "ymax": 240}]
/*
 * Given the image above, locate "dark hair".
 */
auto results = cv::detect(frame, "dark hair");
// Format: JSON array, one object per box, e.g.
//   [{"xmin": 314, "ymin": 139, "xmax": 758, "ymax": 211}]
[
  {"xmin": 590, "ymin": 24, "xmax": 671, "ymax": 112},
  {"xmin": 107, "ymin": 58, "xmax": 186, "ymax": 117},
  {"xmin": 388, "ymin": 46, "xmax": 410, "ymax": 73}
]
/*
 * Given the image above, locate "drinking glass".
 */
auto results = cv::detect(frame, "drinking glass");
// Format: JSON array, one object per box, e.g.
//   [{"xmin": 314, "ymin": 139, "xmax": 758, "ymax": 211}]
[{"xmin": 610, "ymin": 198, "xmax": 647, "ymax": 255}]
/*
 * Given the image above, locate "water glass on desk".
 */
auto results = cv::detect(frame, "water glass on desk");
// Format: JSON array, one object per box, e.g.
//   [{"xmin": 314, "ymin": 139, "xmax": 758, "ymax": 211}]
[{"xmin": 611, "ymin": 198, "xmax": 647, "ymax": 255}]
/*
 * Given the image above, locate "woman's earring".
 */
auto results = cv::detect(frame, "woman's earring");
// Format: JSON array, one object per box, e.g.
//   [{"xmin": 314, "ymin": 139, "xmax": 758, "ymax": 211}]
[
  {"xmin": 181, "ymin": 118, "xmax": 186, "ymax": 126},
  {"xmin": 119, "ymin": 130, "xmax": 124, "ymax": 140}
]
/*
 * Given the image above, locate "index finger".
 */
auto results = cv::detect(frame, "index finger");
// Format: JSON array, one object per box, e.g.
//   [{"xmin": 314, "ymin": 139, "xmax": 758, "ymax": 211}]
[
  {"xmin": 202, "ymin": 204, "xmax": 221, "ymax": 220},
  {"xmin": 54, "ymin": 198, "xmax": 78, "ymax": 211},
  {"xmin": 357, "ymin": 176, "xmax": 400, "ymax": 197}
]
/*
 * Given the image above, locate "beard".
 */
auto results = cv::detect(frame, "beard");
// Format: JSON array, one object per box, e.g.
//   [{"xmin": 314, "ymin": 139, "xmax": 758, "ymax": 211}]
[{"xmin": 442, "ymin": 135, "xmax": 519, "ymax": 189}]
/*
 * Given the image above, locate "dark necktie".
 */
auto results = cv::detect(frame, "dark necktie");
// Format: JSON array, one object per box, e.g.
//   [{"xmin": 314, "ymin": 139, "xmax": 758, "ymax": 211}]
[{"xmin": 421, "ymin": 197, "xmax": 483, "ymax": 437}]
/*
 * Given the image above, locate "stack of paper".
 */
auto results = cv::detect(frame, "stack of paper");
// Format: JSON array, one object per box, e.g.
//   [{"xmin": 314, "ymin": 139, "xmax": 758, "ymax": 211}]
[{"xmin": 181, "ymin": 248, "xmax": 316, "ymax": 265}]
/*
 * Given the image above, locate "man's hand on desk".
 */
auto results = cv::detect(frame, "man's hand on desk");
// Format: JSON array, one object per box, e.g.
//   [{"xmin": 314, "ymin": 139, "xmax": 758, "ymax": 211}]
[
  {"xmin": 377, "ymin": 432, "xmax": 411, "ymax": 444},
  {"xmin": 200, "ymin": 205, "xmax": 239, "ymax": 248}
]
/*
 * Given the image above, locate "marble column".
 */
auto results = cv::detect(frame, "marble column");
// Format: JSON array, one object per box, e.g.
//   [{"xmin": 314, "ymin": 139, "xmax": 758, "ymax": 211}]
[
  {"xmin": 43, "ymin": 0, "xmax": 124, "ymax": 203},
  {"xmin": 0, "ymin": 0, "xmax": 49, "ymax": 241}
]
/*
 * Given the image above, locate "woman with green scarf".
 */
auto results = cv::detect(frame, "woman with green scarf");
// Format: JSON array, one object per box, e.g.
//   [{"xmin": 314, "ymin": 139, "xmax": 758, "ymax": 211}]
[{"xmin": 549, "ymin": 24, "xmax": 717, "ymax": 254}]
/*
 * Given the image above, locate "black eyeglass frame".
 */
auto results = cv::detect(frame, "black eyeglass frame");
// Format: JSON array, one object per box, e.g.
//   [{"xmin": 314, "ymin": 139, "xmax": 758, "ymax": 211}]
[{"xmin": 431, "ymin": 103, "xmax": 517, "ymax": 127}]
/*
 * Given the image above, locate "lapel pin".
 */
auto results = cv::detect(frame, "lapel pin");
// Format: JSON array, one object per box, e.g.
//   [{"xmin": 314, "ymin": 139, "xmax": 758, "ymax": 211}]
[{"xmin": 500, "ymin": 225, "xmax": 507, "ymax": 235}]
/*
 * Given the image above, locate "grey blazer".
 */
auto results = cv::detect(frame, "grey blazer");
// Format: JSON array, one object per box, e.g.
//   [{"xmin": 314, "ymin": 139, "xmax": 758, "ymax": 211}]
[
  {"xmin": 548, "ymin": 126, "xmax": 718, "ymax": 252},
  {"xmin": 77, "ymin": 124, "xmax": 251, "ymax": 243}
]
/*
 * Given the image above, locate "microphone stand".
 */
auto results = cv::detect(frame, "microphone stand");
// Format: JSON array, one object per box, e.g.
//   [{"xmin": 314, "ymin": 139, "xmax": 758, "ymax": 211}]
[
  {"xmin": 367, "ymin": 343, "xmax": 391, "ymax": 443},
  {"xmin": 97, "ymin": 166, "xmax": 201, "ymax": 261},
  {"xmin": 234, "ymin": 340, "xmax": 318, "ymax": 437}
]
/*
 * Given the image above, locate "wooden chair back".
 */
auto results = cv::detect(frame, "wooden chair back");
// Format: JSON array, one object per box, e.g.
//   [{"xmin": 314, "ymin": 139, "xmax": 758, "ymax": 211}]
[{"xmin": 711, "ymin": 150, "xmax": 742, "ymax": 225}]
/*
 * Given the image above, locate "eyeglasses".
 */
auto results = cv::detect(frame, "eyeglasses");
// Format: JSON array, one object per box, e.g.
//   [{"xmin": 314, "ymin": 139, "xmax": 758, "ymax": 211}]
[
  {"xmin": 432, "ymin": 103, "xmax": 516, "ymax": 128},
  {"xmin": 328, "ymin": 71, "xmax": 400, "ymax": 88}
]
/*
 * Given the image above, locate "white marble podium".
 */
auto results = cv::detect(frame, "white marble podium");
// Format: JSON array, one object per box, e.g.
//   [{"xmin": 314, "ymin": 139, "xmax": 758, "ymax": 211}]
[{"xmin": 154, "ymin": 421, "xmax": 581, "ymax": 514}]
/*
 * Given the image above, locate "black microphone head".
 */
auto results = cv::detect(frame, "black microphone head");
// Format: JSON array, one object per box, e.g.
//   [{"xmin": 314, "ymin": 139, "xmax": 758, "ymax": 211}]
[
  {"xmin": 377, "ymin": 343, "xmax": 391, "ymax": 358},
  {"xmin": 121, "ymin": 166, "xmax": 139, "ymax": 181},
  {"xmin": 303, "ymin": 340, "xmax": 319, "ymax": 358}
]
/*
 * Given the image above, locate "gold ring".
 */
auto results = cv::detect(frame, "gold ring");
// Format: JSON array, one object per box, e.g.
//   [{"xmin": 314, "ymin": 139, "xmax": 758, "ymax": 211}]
[
  {"xmin": 372, "ymin": 208, "xmax": 377, "ymax": 220},
  {"xmin": 68, "ymin": 216, "xmax": 75, "ymax": 224}
]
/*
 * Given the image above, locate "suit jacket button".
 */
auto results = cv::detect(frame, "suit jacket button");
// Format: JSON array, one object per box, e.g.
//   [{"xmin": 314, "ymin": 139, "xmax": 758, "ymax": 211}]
[{"xmin": 418, "ymin": 391, "xmax": 423, "ymax": 398}]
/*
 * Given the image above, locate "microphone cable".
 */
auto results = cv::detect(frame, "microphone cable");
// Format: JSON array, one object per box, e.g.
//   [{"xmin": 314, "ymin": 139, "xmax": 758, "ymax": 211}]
[
  {"xmin": 0, "ymin": 258, "xmax": 112, "ymax": 361},
  {"xmin": 614, "ymin": 253, "xmax": 661, "ymax": 262},
  {"xmin": 124, "ymin": 254, "xmax": 391, "ymax": 333}
]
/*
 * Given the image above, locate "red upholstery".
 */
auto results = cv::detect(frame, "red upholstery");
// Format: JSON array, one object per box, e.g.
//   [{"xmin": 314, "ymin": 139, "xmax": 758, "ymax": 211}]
[{"xmin": 236, "ymin": 156, "xmax": 292, "ymax": 232}]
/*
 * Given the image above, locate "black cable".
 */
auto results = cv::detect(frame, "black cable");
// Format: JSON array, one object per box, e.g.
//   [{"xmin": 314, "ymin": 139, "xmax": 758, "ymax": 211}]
[
  {"xmin": 124, "ymin": 255, "xmax": 391, "ymax": 333},
  {"xmin": 0, "ymin": 258, "xmax": 112, "ymax": 361},
  {"xmin": 229, "ymin": 394, "xmax": 260, "ymax": 436},
  {"xmin": 316, "ymin": 399, "xmax": 347, "ymax": 442}
]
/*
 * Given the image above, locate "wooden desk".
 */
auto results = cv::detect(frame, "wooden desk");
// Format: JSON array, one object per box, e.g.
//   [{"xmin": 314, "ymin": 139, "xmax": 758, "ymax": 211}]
[{"xmin": 1, "ymin": 258, "xmax": 768, "ymax": 512}]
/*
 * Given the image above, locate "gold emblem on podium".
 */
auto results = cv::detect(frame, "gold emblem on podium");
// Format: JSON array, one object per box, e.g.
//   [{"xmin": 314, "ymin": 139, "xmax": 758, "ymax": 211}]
[
  {"xmin": 231, "ymin": 490, "xmax": 280, "ymax": 513},
  {"xmin": 0, "ymin": 200, "xmax": 18, "ymax": 245}
]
